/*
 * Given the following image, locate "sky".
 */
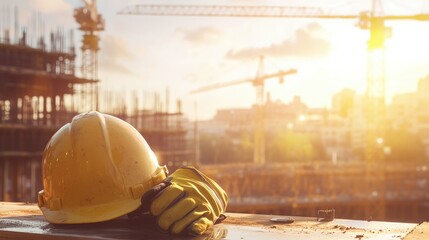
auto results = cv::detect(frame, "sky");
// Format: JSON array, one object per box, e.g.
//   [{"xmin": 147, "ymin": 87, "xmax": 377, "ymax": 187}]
[{"xmin": 2, "ymin": 0, "xmax": 429, "ymax": 120}]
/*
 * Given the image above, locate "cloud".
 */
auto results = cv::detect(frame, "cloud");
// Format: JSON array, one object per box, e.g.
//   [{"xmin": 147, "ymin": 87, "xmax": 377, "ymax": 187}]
[
  {"xmin": 99, "ymin": 35, "xmax": 136, "ymax": 76},
  {"xmin": 226, "ymin": 22, "xmax": 331, "ymax": 60},
  {"xmin": 179, "ymin": 26, "xmax": 221, "ymax": 44},
  {"xmin": 0, "ymin": 0, "xmax": 75, "ymax": 26},
  {"xmin": 29, "ymin": 0, "xmax": 72, "ymax": 14}
]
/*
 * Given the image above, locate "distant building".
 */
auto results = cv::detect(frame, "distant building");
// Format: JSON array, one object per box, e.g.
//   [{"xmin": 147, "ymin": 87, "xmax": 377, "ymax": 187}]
[
  {"xmin": 264, "ymin": 96, "xmax": 308, "ymax": 131},
  {"xmin": 345, "ymin": 94, "xmax": 366, "ymax": 157},
  {"xmin": 199, "ymin": 95, "xmax": 353, "ymax": 162},
  {"xmin": 332, "ymin": 88, "xmax": 356, "ymax": 118},
  {"xmin": 388, "ymin": 75, "xmax": 429, "ymax": 157},
  {"xmin": 294, "ymin": 107, "xmax": 351, "ymax": 162},
  {"xmin": 388, "ymin": 93, "xmax": 417, "ymax": 130},
  {"xmin": 212, "ymin": 96, "xmax": 308, "ymax": 134},
  {"xmin": 198, "ymin": 78, "xmax": 429, "ymax": 163},
  {"xmin": 214, "ymin": 108, "xmax": 253, "ymax": 132},
  {"xmin": 416, "ymin": 76, "xmax": 429, "ymax": 157},
  {"xmin": 196, "ymin": 119, "xmax": 228, "ymax": 136}
]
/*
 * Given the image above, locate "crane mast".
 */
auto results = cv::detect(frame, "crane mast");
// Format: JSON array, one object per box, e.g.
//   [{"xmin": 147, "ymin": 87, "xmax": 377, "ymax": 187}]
[
  {"xmin": 74, "ymin": 0, "xmax": 105, "ymax": 80},
  {"xmin": 362, "ymin": 0, "xmax": 388, "ymax": 221},
  {"xmin": 253, "ymin": 57, "xmax": 266, "ymax": 165},
  {"xmin": 191, "ymin": 57, "xmax": 297, "ymax": 165},
  {"xmin": 74, "ymin": 0, "xmax": 105, "ymax": 110}
]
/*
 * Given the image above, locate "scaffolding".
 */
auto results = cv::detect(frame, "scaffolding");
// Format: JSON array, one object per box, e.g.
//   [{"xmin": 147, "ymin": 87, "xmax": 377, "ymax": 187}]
[{"xmin": 0, "ymin": 7, "xmax": 192, "ymax": 203}]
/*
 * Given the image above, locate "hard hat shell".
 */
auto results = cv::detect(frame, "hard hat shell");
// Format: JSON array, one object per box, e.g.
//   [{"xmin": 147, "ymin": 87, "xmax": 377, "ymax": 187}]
[{"xmin": 38, "ymin": 111, "xmax": 167, "ymax": 224}]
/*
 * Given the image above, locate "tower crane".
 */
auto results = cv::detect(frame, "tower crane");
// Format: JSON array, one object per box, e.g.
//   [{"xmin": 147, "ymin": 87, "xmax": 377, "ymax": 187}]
[
  {"xmin": 74, "ymin": 0, "xmax": 105, "ymax": 80},
  {"xmin": 118, "ymin": 1, "xmax": 429, "ymax": 164},
  {"xmin": 74, "ymin": 0, "xmax": 105, "ymax": 110},
  {"xmin": 190, "ymin": 56, "xmax": 297, "ymax": 165},
  {"xmin": 118, "ymin": 1, "xmax": 429, "ymax": 220}
]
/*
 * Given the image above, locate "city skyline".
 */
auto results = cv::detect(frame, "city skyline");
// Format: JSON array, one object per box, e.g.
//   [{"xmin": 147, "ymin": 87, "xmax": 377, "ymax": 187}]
[{"xmin": 2, "ymin": 0, "xmax": 429, "ymax": 120}]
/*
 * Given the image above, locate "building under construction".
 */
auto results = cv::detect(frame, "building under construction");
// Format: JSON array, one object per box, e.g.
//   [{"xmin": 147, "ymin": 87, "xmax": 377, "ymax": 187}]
[
  {"xmin": 2, "ymin": 2, "xmax": 429, "ymax": 231},
  {"xmin": 0, "ymin": 5, "xmax": 192, "ymax": 203}
]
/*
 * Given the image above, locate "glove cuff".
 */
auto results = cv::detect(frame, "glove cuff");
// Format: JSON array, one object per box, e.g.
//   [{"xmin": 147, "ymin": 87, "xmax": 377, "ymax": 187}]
[{"xmin": 130, "ymin": 165, "xmax": 169, "ymax": 200}]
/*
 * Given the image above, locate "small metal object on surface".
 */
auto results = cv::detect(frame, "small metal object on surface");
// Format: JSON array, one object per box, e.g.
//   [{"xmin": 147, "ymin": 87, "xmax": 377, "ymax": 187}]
[
  {"xmin": 0, "ymin": 202, "xmax": 424, "ymax": 240},
  {"xmin": 317, "ymin": 209, "xmax": 335, "ymax": 222},
  {"xmin": 270, "ymin": 217, "xmax": 294, "ymax": 224}
]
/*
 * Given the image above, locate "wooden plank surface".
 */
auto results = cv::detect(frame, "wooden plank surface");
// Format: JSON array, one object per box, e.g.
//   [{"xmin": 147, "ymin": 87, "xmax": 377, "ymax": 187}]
[
  {"xmin": 0, "ymin": 202, "xmax": 424, "ymax": 240},
  {"xmin": 403, "ymin": 222, "xmax": 429, "ymax": 240}
]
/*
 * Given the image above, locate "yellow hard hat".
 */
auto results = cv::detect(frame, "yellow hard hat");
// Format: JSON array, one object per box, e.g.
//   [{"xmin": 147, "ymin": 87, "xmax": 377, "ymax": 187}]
[{"xmin": 38, "ymin": 111, "xmax": 168, "ymax": 224}]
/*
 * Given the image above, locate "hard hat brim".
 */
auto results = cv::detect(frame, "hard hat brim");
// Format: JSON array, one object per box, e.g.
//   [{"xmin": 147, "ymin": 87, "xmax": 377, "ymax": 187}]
[{"xmin": 40, "ymin": 198, "xmax": 140, "ymax": 224}]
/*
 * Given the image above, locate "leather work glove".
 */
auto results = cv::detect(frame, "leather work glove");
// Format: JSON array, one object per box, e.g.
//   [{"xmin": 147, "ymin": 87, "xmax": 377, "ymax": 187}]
[{"xmin": 141, "ymin": 166, "xmax": 228, "ymax": 236}]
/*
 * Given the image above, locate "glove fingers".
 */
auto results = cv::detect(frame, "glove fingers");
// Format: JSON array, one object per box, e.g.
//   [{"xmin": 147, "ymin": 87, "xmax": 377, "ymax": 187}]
[
  {"xmin": 151, "ymin": 184, "xmax": 185, "ymax": 216},
  {"xmin": 157, "ymin": 197, "xmax": 197, "ymax": 231},
  {"xmin": 170, "ymin": 207, "xmax": 209, "ymax": 235},
  {"xmin": 140, "ymin": 181, "xmax": 171, "ymax": 212},
  {"xmin": 187, "ymin": 217, "xmax": 213, "ymax": 236}
]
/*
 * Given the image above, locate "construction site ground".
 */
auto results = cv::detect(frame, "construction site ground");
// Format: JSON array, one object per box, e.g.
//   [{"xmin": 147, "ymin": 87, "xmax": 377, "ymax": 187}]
[{"xmin": 0, "ymin": 202, "xmax": 428, "ymax": 240}]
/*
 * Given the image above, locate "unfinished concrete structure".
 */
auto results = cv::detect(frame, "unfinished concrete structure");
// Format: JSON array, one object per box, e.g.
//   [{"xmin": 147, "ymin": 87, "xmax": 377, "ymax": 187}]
[
  {"xmin": 0, "ymin": 17, "xmax": 96, "ymax": 201},
  {"xmin": 0, "ymin": 6, "xmax": 192, "ymax": 203}
]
